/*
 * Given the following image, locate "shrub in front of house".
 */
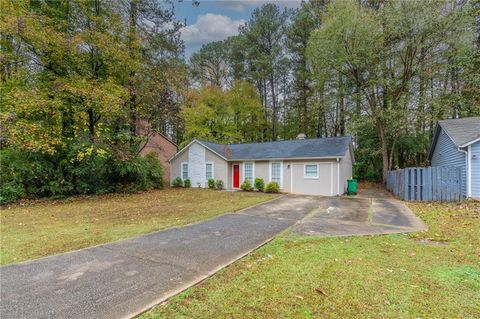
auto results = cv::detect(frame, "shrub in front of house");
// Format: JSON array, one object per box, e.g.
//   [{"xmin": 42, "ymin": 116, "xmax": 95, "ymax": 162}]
[
  {"xmin": 265, "ymin": 181, "xmax": 280, "ymax": 193},
  {"xmin": 143, "ymin": 152, "xmax": 164, "ymax": 189},
  {"xmin": 254, "ymin": 178, "xmax": 265, "ymax": 192},
  {"xmin": 208, "ymin": 178, "xmax": 215, "ymax": 189},
  {"xmin": 184, "ymin": 178, "xmax": 191, "ymax": 188},
  {"xmin": 241, "ymin": 179, "xmax": 253, "ymax": 191},
  {"xmin": 172, "ymin": 177, "xmax": 183, "ymax": 187},
  {"xmin": 215, "ymin": 179, "xmax": 224, "ymax": 189}
]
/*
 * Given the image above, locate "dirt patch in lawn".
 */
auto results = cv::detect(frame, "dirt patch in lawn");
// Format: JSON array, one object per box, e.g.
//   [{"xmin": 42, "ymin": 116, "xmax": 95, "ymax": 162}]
[{"xmin": 413, "ymin": 238, "xmax": 450, "ymax": 245}]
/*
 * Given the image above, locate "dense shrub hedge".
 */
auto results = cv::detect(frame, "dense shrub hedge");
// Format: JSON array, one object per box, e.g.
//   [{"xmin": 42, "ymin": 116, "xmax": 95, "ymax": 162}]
[{"xmin": 0, "ymin": 146, "xmax": 164, "ymax": 204}]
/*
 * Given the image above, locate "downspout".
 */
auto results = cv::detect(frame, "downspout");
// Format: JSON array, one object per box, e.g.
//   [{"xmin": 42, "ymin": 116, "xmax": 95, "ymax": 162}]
[
  {"xmin": 458, "ymin": 147, "xmax": 470, "ymax": 198},
  {"xmin": 337, "ymin": 157, "xmax": 341, "ymax": 196}
]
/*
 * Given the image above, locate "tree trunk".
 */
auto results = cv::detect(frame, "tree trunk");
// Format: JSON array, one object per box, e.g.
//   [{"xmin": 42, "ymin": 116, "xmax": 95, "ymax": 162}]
[
  {"xmin": 128, "ymin": 0, "xmax": 138, "ymax": 136},
  {"xmin": 270, "ymin": 73, "xmax": 277, "ymax": 140},
  {"xmin": 378, "ymin": 123, "xmax": 389, "ymax": 183},
  {"xmin": 88, "ymin": 107, "xmax": 95, "ymax": 139},
  {"xmin": 316, "ymin": 83, "xmax": 325, "ymax": 137},
  {"xmin": 338, "ymin": 73, "xmax": 345, "ymax": 135},
  {"xmin": 355, "ymin": 86, "xmax": 361, "ymax": 116},
  {"xmin": 302, "ymin": 83, "xmax": 308, "ymax": 135}
]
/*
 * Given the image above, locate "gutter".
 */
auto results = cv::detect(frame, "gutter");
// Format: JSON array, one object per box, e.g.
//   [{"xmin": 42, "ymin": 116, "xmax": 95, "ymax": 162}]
[
  {"xmin": 458, "ymin": 147, "xmax": 470, "ymax": 198},
  {"xmin": 337, "ymin": 157, "xmax": 340, "ymax": 196}
]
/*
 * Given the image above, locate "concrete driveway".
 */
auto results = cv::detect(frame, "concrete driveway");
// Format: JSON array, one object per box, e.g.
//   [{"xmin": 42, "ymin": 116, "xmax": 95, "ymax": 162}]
[
  {"xmin": 0, "ymin": 194, "xmax": 424, "ymax": 319},
  {"xmin": 291, "ymin": 197, "xmax": 425, "ymax": 237}
]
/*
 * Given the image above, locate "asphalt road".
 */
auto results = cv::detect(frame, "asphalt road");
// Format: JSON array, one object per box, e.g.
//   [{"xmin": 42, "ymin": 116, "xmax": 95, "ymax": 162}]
[{"xmin": 0, "ymin": 195, "xmax": 424, "ymax": 319}]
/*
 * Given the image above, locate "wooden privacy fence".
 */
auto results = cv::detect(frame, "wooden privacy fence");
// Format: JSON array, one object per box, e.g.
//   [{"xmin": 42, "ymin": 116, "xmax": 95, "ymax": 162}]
[{"xmin": 386, "ymin": 166, "xmax": 463, "ymax": 202}]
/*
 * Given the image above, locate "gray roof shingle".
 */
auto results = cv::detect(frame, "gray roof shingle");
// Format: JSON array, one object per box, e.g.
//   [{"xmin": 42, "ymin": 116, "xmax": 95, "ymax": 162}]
[
  {"xmin": 439, "ymin": 117, "xmax": 480, "ymax": 147},
  {"xmin": 198, "ymin": 136, "xmax": 352, "ymax": 160}
]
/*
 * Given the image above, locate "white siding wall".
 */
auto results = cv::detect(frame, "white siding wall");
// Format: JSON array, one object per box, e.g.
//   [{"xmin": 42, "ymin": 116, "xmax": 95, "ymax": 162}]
[
  {"xmin": 290, "ymin": 161, "xmax": 335, "ymax": 196},
  {"xmin": 339, "ymin": 148, "xmax": 353, "ymax": 194},
  {"xmin": 205, "ymin": 149, "xmax": 228, "ymax": 187},
  {"xmin": 431, "ymin": 128, "xmax": 467, "ymax": 198},
  {"xmin": 188, "ymin": 142, "xmax": 205, "ymax": 188},
  {"xmin": 171, "ymin": 142, "xmax": 230, "ymax": 188},
  {"xmin": 170, "ymin": 150, "xmax": 188, "ymax": 184},
  {"xmin": 471, "ymin": 141, "xmax": 480, "ymax": 199},
  {"xmin": 284, "ymin": 159, "xmax": 337, "ymax": 196}
]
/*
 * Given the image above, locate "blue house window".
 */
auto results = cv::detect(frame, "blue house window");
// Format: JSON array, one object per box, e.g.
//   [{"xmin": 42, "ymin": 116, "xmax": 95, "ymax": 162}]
[{"xmin": 181, "ymin": 163, "xmax": 188, "ymax": 180}]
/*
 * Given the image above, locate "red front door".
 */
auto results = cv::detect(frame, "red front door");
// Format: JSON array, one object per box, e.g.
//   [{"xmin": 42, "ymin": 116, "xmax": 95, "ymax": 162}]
[{"xmin": 233, "ymin": 164, "xmax": 240, "ymax": 188}]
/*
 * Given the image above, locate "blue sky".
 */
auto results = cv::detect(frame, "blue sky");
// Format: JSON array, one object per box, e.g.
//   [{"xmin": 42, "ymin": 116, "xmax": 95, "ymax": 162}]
[{"xmin": 174, "ymin": 0, "xmax": 301, "ymax": 58}]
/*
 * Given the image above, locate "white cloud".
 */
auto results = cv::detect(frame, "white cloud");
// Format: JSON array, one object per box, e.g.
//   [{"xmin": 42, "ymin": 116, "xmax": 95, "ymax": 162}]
[{"xmin": 181, "ymin": 13, "xmax": 245, "ymax": 46}]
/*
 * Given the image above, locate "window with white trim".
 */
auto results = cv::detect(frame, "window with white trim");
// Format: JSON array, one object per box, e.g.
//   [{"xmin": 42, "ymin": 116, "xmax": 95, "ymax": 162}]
[
  {"xmin": 182, "ymin": 163, "xmax": 188, "ymax": 180},
  {"xmin": 270, "ymin": 162, "xmax": 281, "ymax": 184},
  {"xmin": 206, "ymin": 162, "xmax": 213, "ymax": 180},
  {"xmin": 304, "ymin": 164, "xmax": 319, "ymax": 178},
  {"xmin": 244, "ymin": 162, "xmax": 253, "ymax": 182}
]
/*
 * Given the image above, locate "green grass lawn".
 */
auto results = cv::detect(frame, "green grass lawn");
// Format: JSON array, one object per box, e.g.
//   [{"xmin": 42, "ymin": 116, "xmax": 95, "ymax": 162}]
[
  {"xmin": 0, "ymin": 188, "xmax": 276, "ymax": 266},
  {"xmin": 141, "ymin": 201, "xmax": 480, "ymax": 319}
]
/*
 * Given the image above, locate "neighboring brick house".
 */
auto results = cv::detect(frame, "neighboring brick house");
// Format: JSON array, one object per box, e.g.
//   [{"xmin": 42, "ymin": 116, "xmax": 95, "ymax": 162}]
[{"xmin": 136, "ymin": 120, "xmax": 178, "ymax": 182}]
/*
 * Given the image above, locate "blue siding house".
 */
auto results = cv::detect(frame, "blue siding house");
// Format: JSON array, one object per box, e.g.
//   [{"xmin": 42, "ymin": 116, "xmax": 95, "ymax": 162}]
[{"xmin": 428, "ymin": 117, "xmax": 480, "ymax": 199}]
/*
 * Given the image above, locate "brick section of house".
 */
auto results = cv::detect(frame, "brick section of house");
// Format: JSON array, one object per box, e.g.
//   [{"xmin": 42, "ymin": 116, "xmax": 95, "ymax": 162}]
[{"xmin": 137, "ymin": 120, "xmax": 178, "ymax": 182}]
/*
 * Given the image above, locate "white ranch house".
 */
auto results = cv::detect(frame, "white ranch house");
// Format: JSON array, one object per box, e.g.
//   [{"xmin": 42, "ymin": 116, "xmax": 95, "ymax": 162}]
[{"xmin": 169, "ymin": 136, "xmax": 354, "ymax": 196}]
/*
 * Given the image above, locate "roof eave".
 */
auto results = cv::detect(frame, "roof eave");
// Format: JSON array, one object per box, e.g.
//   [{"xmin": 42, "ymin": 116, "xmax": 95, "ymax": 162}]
[
  {"xmin": 459, "ymin": 136, "xmax": 480, "ymax": 148},
  {"xmin": 226, "ymin": 156, "xmax": 345, "ymax": 161},
  {"xmin": 168, "ymin": 139, "xmax": 197, "ymax": 163},
  {"xmin": 428, "ymin": 123, "xmax": 459, "ymax": 160},
  {"xmin": 197, "ymin": 140, "xmax": 228, "ymax": 161},
  {"xmin": 155, "ymin": 130, "xmax": 178, "ymax": 148},
  {"xmin": 168, "ymin": 139, "xmax": 228, "ymax": 163},
  {"xmin": 427, "ymin": 124, "xmax": 441, "ymax": 161},
  {"xmin": 348, "ymin": 142, "xmax": 355, "ymax": 163}
]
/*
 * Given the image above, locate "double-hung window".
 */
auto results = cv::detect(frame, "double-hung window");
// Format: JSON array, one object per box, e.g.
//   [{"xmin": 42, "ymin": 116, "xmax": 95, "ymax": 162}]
[
  {"xmin": 270, "ymin": 162, "xmax": 282, "ymax": 185},
  {"xmin": 181, "ymin": 163, "xmax": 188, "ymax": 180},
  {"xmin": 244, "ymin": 162, "xmax": 254, "ymax": 182},
  {"xmin": 304, "ymin": 164, "xmax": 319, "ymax": 179},
  {"xmin": 206, "ymin": 162, "xmax": 214, "ymax": 180}
]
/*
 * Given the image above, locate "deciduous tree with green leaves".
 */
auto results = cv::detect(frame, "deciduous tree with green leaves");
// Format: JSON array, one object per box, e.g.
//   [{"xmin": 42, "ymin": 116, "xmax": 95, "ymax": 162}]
[
  {"xmin": 307, "ymin": 0, "xmax": 474, "ymax": 181},
  {"xmin": 182, "ymin": 81, "xmax": 265, "ymax": 146},
  {"xmin": 0, "ymin": 0, "xmax": 186, "ymax": 202}
]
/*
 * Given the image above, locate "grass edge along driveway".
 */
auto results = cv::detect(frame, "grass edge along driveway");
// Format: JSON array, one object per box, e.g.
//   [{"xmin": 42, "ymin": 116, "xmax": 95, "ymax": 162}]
[
  {"xmin": 141, "ymin": 201, "xmax": 480, "ymax": 319},
  {"xmin": 0, "ymin": 188, "xmax": 277, "ymax": 266}
]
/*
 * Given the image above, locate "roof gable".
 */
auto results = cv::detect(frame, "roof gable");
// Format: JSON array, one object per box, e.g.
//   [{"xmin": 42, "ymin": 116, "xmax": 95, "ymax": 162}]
[
  {"xmin": 168, "ymin": 139, "xmax": 228, "ymax": 163},
  {"xmin": 438, "ymin": 117, "xmax": 480, "ymax": 147},
  {"xmin": 429, "ymin": 117, "xmax": 480, "ymax": 160}
]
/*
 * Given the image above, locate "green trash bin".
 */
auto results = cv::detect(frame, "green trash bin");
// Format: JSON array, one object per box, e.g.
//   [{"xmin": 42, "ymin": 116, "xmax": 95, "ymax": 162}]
[{"xmin": 347, "ymin": 179, "xmax": 357, "ymax": 195}]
